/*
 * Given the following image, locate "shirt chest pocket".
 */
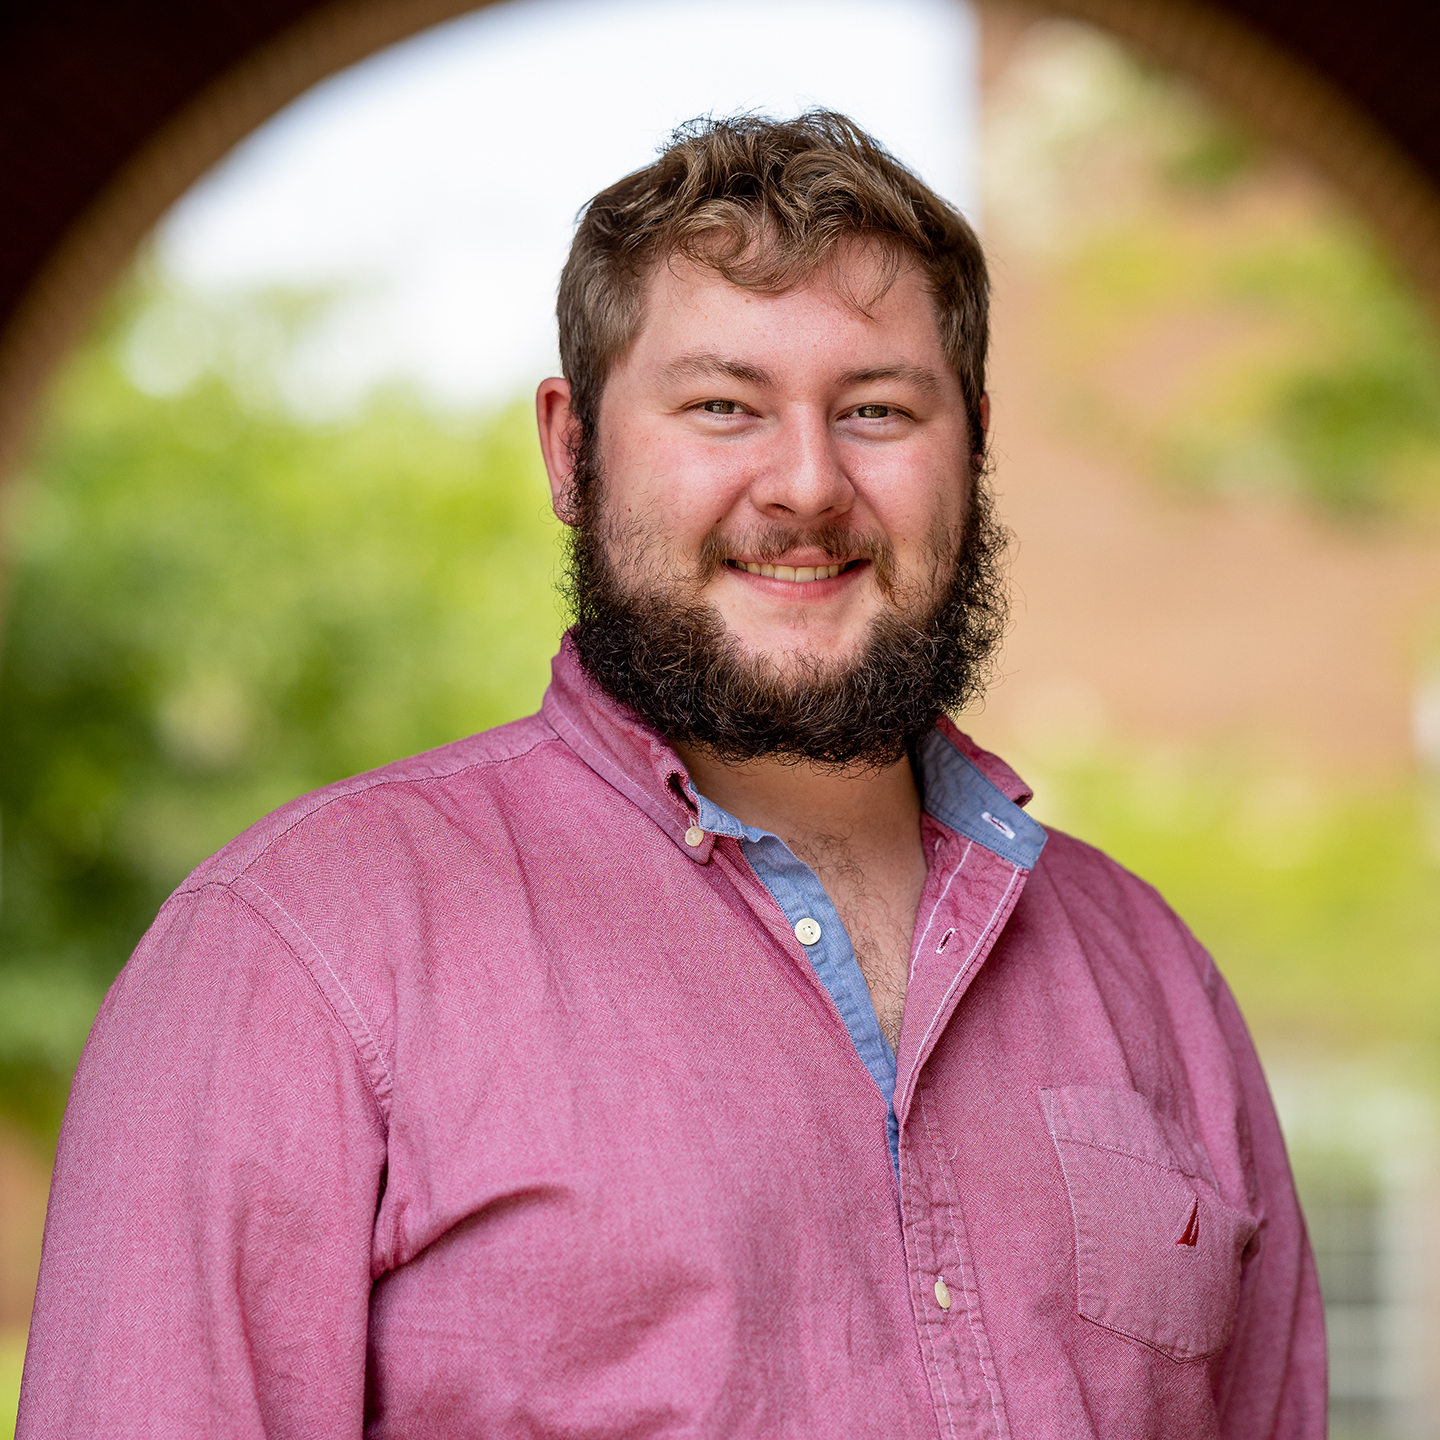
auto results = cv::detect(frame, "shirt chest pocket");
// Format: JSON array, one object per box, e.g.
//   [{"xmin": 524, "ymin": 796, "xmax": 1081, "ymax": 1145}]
[{"xmin": 1040, "ymin": 1085, "xmax": 1259, "ymax": 1363}]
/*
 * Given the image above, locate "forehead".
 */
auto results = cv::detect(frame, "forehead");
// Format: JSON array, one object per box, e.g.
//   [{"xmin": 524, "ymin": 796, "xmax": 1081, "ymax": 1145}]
[{"xmin": 625, "ymin": 243, "xmax": 950, "ymax": 381}]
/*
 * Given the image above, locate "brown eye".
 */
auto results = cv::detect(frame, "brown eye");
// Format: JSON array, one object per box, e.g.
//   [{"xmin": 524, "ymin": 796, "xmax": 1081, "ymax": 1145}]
[
  {"xmin": 854, "ymin": 404, "xmax": 892, "ymax": 419},
  {"xmin": 702, "ymin": 400, "xmax": 740, "ymax": 415}
]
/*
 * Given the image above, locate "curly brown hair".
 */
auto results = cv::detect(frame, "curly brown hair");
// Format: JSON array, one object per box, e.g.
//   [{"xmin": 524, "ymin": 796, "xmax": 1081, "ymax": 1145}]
[{"xmin": 556, "ymin": 110, "xmax": 990, "ymax": 465}]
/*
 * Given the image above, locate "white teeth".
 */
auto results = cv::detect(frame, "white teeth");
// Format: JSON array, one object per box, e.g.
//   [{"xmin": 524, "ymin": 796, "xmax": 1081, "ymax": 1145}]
[{"xmin": 734, "ymin": 561, "xmax": 846, "ymax": 582}]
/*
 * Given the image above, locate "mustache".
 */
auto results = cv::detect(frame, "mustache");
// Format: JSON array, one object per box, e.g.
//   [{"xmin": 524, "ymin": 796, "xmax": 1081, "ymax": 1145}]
[{"xmin": 697, "ymin": 524, "xmax": 899, "ymax": 594}]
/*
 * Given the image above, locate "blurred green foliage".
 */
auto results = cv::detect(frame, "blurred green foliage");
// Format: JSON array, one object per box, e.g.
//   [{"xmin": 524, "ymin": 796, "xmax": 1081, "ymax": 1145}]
[
  {"xmin": 0, "ymin": 279, "xmax": 564, "ymax": 1142},
  {"xmin": 1160, "ymin": 219, "xmax": 1440, "ymax": 519},
  {"xmin": 0, "ymin": 1329, "xmax": 20, "ymax": 1440},
  {"xmin": 1161, "ymin": 114, "xmax": 1256, "ymax": 192},
  {"xmin": 997, "ymin": 23, "xmax": 1440, "ymax": 524}
]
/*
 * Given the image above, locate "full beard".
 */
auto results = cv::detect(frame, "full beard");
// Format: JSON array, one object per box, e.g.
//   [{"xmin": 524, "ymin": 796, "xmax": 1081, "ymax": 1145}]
[{"xmin": 561, "ymin": 456, "xmax": 1010, "ymax": 771}]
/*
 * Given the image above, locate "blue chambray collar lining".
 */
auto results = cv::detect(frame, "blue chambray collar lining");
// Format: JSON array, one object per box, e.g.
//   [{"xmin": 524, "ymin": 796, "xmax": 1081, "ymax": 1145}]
[
  {"xmin": 684, "ymin": 728, "xmax": 1047, "ymax": 873},
  {"xmin": 915, "ymin": 729, "xmax": 1047, "ymax": 872}
]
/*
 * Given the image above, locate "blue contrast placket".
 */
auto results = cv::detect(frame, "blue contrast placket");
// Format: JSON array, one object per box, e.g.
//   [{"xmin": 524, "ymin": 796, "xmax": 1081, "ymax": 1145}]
[{"xmin": 691, "ymin": 728, "xmax": 1047, "ymax": 1177}]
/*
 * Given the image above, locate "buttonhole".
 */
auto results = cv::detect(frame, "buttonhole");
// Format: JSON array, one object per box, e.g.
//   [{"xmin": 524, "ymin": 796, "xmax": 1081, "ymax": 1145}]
[
  {"xmin": 980, "ymin": 810, "xmax": 1016, "ymax": 840},
  {"xmin": 937, "ymin": 927, "xmax": 955, "ymax": 953}
]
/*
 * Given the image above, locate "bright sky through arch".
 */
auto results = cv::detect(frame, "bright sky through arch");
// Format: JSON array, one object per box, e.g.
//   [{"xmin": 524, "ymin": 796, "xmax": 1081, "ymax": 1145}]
[{"xmin": 153, "ymin": 0, "xmax": 979, "ymax": 414}]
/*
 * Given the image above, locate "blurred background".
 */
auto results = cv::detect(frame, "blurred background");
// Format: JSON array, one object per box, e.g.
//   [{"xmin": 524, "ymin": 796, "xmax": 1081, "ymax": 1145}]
[{"xmin": 0, "ymin": 0, "xmax": 1438, "ymax": 1433}]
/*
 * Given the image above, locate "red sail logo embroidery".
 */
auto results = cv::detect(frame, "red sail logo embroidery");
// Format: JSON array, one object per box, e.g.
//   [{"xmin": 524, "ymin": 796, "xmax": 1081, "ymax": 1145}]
[{"xmin": 1177, "ymin": 1201, "xmax": 1200, "ymax": 1247}]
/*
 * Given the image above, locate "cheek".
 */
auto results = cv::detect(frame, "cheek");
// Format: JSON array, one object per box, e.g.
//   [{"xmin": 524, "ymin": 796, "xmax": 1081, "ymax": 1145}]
[
  {"xmin": 864, "ymin": 456, "xmax": 966, "ymax": 544},
  {"xmin": 612, "ymin": 435, "xmax": 753, "ymax": 532}
]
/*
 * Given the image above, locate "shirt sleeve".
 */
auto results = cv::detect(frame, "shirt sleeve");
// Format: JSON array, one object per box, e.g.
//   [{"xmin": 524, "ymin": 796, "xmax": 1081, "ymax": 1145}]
[
  {"xmin": 1209, "ymin": 967, "xmax": 1328, "ymax": 1438},
  {"xmin": 17, "ymin": 880, "xmax": 387, "ymax": 1440}
]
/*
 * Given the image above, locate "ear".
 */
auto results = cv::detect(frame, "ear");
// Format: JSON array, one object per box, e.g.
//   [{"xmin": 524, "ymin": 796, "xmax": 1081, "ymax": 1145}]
[
  {"xmin": 979, "ymin": 391, "xmax": 990, "ymax": 443},
  {"xmin": 536, "ymin": 377, "xmax": 581, "ymax": 525}
]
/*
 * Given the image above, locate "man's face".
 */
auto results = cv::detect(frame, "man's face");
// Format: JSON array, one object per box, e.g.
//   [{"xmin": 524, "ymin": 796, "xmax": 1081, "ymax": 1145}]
[
  {"xmin": 538, "ymin": 240, "xmax": 1006, "ymax": 767},
  {"xmin": 585, "ymin": 244, "xmax": 974, "ymax": 676}
]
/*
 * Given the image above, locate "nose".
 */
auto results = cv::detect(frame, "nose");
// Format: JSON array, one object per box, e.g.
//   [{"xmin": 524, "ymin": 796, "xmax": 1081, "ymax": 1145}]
[{"xmin": 746, "ymin": 409, "xmax": 855, "ymax": 522}]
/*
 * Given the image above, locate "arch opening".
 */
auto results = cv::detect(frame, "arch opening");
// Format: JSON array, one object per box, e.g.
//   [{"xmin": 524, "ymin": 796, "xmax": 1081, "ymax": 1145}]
[{"xmin": 1, "ymin": 0, "xmax": 1439, "ymax": 1427}]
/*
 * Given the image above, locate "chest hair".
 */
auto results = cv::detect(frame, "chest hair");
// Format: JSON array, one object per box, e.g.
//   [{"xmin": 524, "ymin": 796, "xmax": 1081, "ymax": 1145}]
[{"xmin": 789, "ymin": 832, "xmax": 919, "ymax": 1053}]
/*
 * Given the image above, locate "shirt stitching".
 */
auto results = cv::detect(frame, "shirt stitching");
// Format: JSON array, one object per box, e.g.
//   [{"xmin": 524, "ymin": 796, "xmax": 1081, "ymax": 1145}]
[
  {"xmin": 179, "ymin": 726, "xmax": 560, "ymax": 894},
  {"xmin": 910, "ymin": 839, "xmax": 973, "ymax": 980},
  {"xmin": 207, "ymin": 880, "xmax": 390, "ymax": 1132},
  {"xmin": 232, "ymin": 875, "xmax": 396, "ymax": 1106},
  {"xmin": 907, "ymin": 864, "xmax": 1022, "ymax": 1097},
  {"xmin": 903, "ymin": 1137, "xmax": 960, "ymax": 1440},
  {"xmin": 921, "ymin": 1089, "xmax": 1010, "ymax": 1440},
  {"xmin": 1045, "ymin": 1132, "xmax": 1193, "ymax": 1175},
  {"xmin": 546, "ymin": 703, "xmax": 693, "ymax": 847},
  {"xmin": 1046, "ymin": 1125, "xmax": 1088, "ymax": 1326}
]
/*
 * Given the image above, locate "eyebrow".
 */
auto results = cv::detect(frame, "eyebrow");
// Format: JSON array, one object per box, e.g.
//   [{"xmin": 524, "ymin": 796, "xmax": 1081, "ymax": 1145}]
[
  {"xmin": 660, "ymin": 352, "xmax": 776, "ymax": 388},
  {"xmin": 838, "ymin": 364, "xmax": 944, "ymax": 397},
  {"xmin": 660, "ymin": 352, "xmax": 945, "ymax": 399}
]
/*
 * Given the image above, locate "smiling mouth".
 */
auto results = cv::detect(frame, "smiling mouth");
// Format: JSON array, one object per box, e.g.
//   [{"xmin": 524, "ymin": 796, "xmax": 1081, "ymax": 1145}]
[{"xmin": 726, "ymin": 559, "xmax": 863, "ymax": 584}]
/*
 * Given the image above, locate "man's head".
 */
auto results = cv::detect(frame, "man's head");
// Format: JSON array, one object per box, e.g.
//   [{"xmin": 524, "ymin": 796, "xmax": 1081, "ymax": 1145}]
[
  {"xmin": 555, "ymin": 111, "xmax": 991, "ymax": 474},
  {"xmin": 536, "ymin": 111, "xmax": 1008, "ymax": 769}
]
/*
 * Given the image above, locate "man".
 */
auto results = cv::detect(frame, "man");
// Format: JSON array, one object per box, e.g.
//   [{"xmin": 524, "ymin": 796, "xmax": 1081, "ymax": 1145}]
[{"xmin": 21, "ymin": 112, "xmax": 1323, "ymax": 1437}]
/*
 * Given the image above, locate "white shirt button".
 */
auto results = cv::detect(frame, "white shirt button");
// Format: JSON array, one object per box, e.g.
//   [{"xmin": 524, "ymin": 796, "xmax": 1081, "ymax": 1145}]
[
  {"xmin": 794, "ymin": 917, "xmax": 822, "ymax": 946},
  {"xmin": 684, "ymin": 825, "xmax": 705, "ymax": 847},
  {"xmin": 934, "ymin": 1277, "xmax": 952, "ymax": 1310}
]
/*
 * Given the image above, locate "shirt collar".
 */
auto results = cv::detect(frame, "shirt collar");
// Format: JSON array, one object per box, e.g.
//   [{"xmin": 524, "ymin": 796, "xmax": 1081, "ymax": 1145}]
[{"xmin": 541, "ymin": 632, "xmax": 1046, "ymax": 871}]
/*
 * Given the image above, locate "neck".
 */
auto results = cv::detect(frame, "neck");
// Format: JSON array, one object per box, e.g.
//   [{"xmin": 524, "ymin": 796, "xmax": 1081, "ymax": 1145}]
[
  {"xmin": 677, "ymin": 740, "xmax": 931, "ymax": 1055},
  {"xmin": 674, "ymin": 743, "xmax": 923, "ymax": 854}
]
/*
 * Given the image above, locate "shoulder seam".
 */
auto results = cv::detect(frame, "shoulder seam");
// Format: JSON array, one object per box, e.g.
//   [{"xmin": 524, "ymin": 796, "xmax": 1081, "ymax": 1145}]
[
  {"xmin": 215, "ymin": 877, "xmax": 394, "ymax": 1127},
  {"xmin": 178, "ymin": 722, "xmax": 561, "ymax": 894}
]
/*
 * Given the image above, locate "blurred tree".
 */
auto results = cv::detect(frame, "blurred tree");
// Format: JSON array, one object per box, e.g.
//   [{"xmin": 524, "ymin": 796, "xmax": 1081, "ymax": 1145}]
[
  {"xmin": 0, "ymin": 279, "xmax": 564, "ymax": 1142},
  {"xmin": 983, "ymin": 19, "xmax": 1440, "ymax": 525}
]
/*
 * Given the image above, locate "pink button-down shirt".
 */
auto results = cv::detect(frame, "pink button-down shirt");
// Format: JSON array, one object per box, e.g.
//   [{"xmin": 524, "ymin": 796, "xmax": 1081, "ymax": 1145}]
[{"xmin": 20, "ymin": 640, "xmax": 1325, "ymax": 1438}]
